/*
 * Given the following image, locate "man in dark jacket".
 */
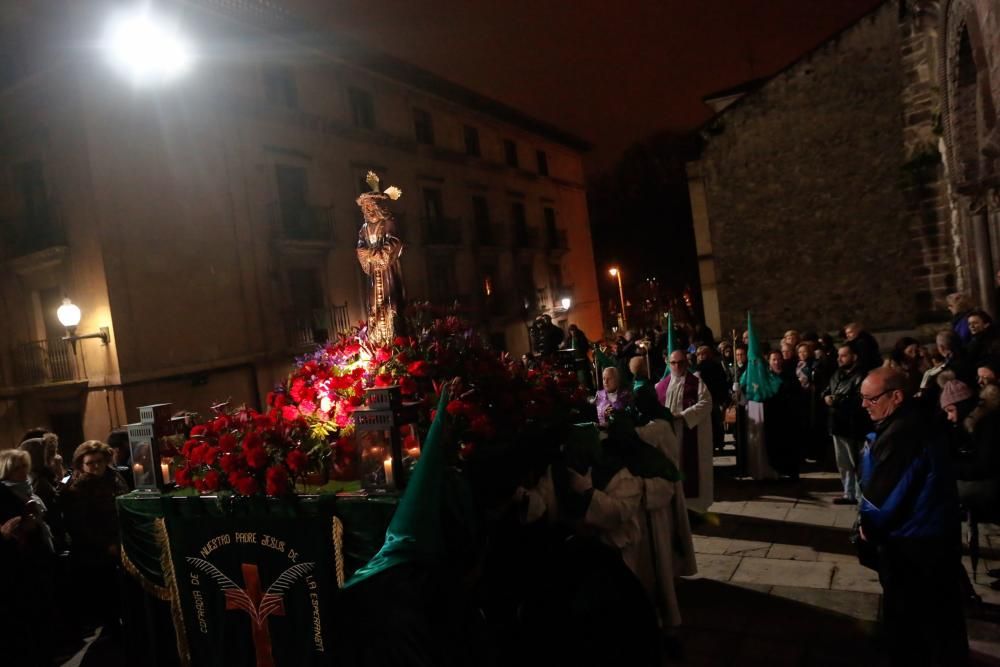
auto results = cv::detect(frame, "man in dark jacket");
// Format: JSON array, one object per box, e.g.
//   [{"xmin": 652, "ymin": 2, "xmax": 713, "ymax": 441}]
[
  {"xmin": 844, "ymin": 321, "xmax": 881, "ymax": 373},
  {"xmin": 857, "ymin": 367, "xmax": 966, "ymax": 666},
  {"xmin": 822, "ymin": 346, "xmax": 870, "ymax": 504},
  {"xmin": 696, "ymin": 345, "xmax": 729, "ymax": 454}
]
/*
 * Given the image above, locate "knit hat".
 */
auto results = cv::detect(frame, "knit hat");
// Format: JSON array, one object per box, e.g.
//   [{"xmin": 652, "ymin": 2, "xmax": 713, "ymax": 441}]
[{"xmin": 940, "ymin": 380, "xmax": 974, "ymax": 409}]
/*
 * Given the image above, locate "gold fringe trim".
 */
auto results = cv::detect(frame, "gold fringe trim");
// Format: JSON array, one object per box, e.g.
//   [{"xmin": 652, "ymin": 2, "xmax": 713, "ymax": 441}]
[
  {"xmin": 120, "ymin": 545, "xmax": 172, "ymax": 601},
  {"xmin": 333, "ymin": 515, "xmax": 346, "ymax": 588},
  {"xmin": 155, "ymin": 518, "xmax": 192, "ymax": 667}
]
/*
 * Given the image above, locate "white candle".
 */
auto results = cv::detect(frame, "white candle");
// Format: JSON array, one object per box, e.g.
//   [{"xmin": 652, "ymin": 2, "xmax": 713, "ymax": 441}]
[
  {"xmin": 133, "ymin": 462, "xmax": 145, "ymax": 475},
  {"xmin": 160, "ymin": 461, "xmax": 171, "ymax": 483},
  {"xmin": 383, "ymin": 458, "xmax": 394, "ymax": 488}
]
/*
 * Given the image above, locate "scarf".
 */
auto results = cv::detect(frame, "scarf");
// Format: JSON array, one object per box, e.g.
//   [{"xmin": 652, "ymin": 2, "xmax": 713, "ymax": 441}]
[{"xmin": 2, "ymin": 480, "xmax": 33, "ymax": 503}]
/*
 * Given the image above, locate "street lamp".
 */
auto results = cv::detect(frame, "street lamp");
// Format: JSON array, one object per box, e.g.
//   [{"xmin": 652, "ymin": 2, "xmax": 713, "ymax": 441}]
[
  {"xmin": 57, "ymin": 298, "xmax": 110, "ymax": 351},
  {"xmin": 560, "ymin": 296, "xmax": 572, "ymax": 311},
  {"xmin": 608, "ymin": 267, "xmax": 628, "ymax": 330},
  {"xmin": 101, "ymin": 6, "xmax": 195, "ymax": 87}
]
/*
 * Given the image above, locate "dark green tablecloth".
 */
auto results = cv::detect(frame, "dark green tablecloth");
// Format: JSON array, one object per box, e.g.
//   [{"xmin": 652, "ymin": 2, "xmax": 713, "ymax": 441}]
[{"xmin": 117, "ymin": 492, "xmax": 397, "ymax": 667}]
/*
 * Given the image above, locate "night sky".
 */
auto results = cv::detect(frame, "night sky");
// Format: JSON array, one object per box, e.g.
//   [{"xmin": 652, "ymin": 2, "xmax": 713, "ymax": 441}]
[
  {"xmin": 287, "ymin": 0, "xmax": 885, "ymax": 328},
  {"xmin": 294, "ymin": 0, "xmax": 884, "ymax": 172}
]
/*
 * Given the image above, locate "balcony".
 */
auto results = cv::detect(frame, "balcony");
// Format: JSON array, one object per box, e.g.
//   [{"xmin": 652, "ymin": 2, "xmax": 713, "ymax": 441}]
[
  {"xmin": 513, "ymin": 225, "xmax": 540, "ymax": 250},
  {"xmin": 474, "ymin": 220, "xmax": 505, "ymax": 247},
  {"xmin": 10, "ymin": 339, "xmax": 78, "ymax": 386},
  {"xmin": 545, "ymin": 228, "xmax": 569, "ymax": 253},
  {"xmin": 268, "ymin": 202, "xmax": 334, "ymax": 243},
  {"xmin": 422, "ymin": 217, "xmax": 463, "ymax": 246},
  {"xmin": 285, "ymin": 304, "xmax": 350, "ymax": 348},
  {"xmin": 1, "ymin": 206, "xmax": 66, "ymax": 260}
]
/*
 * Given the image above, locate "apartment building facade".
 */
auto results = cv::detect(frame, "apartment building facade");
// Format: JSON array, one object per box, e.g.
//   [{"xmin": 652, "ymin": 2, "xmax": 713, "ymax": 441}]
[{"xmin": 0, "ymin": 1, "xmax": 600, "ymax": 450}]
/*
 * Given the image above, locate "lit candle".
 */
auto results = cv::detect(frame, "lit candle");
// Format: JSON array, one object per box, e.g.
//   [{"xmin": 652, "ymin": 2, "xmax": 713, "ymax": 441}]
[
  {"xmin": 133, "ymin": 462, "xmax": 145, "ymax": 475},
  {"xmin": 383, "ymin": 458, "xmax": 394, "ymax": 488},
  {"xmin": 160, "ymin": 461, "xmax": 171, "ymax": 483}
]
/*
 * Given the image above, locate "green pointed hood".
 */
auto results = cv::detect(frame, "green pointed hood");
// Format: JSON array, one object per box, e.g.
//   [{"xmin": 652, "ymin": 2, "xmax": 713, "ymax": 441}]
[
  {"xmin": 739, "ymin": 312, "xmax": 782, "ymax": 402},
  {"xmin": 345, "ymin": 390, "xmax": 450, "ymax": 587},
  {"xmin": 660, "ymin": 312, "xmax": 675, "ymax": 380}
]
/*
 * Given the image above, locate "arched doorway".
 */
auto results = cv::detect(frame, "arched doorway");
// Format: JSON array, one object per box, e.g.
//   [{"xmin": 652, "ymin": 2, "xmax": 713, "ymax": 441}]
[{"xmin": 940, "ymin": 0, "xmax": 1000, "ymax": 314}]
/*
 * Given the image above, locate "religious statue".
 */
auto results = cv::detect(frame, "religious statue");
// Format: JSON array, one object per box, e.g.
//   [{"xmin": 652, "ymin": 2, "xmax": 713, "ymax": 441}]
[{"xmin": 356, "ymin": 171, "xmax": 406, "ymax": 346}]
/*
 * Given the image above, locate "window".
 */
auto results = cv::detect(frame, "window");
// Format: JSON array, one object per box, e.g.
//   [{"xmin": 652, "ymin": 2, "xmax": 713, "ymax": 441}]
[
  {"xmin": 263, "ymin": 66, "xmax": 298, "ymax": 109},
  {"xmin": 511, "ymin": 201, "xmax": 527, "ymax": 230},
  {"xmin": 472, "ymin": 196, "xmax": 491, "ymax": 243},
  {"xmin": 427, "ymin": 255, "xmax": 457, "ymax": 303},
  {"xmin": 464, "ymin": 125, "xmax": 481, "ymax": 157},
  {"xmin": 423, "ymin": 188, "xmax": 444, "ymax": 220},
  {"xmin": 536, "ymin": 150, "xmax": 549, "ymax": 176},
  {"xmin": 543, "ymin": 207, "xmax": 560, "ymax": 247},
  {"xmin": 472, "ymin": 196, "xmax": 489, "ymax": 225},
  {"xmin": 504, "ymin": 139, "xmax": 519, "ymax": 167},
  {"xmin": 348, "ymin": 87, "xmax": 375, "ymax": 129},
  {"xmin": 413, "ymin": 108, "xmax": 434, "ymax": 145}
]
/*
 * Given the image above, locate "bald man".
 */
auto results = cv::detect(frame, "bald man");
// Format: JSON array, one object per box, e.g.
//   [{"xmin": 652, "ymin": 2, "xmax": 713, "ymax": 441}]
[
  {"xmin": 857, "ymin": 367, "xmax": 966, "ymax": 665},
  {"xmin": 655, "ymin": 350, "xmax": 714, "ymax": 511}
]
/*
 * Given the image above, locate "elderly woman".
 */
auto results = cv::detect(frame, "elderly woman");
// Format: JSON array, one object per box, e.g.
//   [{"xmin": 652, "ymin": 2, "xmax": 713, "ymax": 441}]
[
  {"xmin": 595, "ymin": 366, "xmax": 632, "ymax": 427},
  {"xmin": 61, "ymin": 440, "xmax": 129, "ymax": 632},
  {"xmin": 1, "ymin": 449, "xmax": 55, "ymax": 666}
]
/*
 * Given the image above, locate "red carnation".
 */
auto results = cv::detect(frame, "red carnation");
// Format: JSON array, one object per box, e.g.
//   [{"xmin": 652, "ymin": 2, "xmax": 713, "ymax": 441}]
[
  {"xmin": 375, "ymin": 348, "xmax": 391, "ymax": 363},
  {"xmin": 232, "ymin": 474, "xmax": 258, "ymax": 496},
  {"xmin": 375, "ymin": 373, "xmax": 393, "ymax": 387},
  {"xmin": 393, "ymin": 336, "xmax": 407, "ymax": 347},
  {"xmin": 211, "ymin": 416, "xmax": 230, "ymax": 432},
  {"xmin": 281, "ymin": 405, "xmax": 299, "ymax": 422},
  {"xmin": 197, "ymin": 470, "xmax": 221, "ymax": 492},
  {"xmin": 190, "ymin": 425, "xmax": 207, "ymax": 437},
  {"xmin": 218, "ymin": 433, "xmax": 237, "ymax": 452},
  {"xmin": 181, "ymin": 438, "xmax": 199, "ymax": 458},
  {"xmin": 175, "ymin": 465, "xmax": 193, "ymax": 487},
  {"xmin": 399, "ymin": 377, "xmax": 418, "ymax": 396},
  {"xmin": 407, "ymin": 360, "xmax": 429, "ymax": 377},
  {"xmin": 219, "ymin": 454, "xmax": 239, "ymax": 473},
  {"xmin": 446, "ymin": 399, "xmax": 466, "ymax": 417},
  {"xmin": 265, "ymin": 465, "xmax": 289, "ymax": 496},
  {"xmin": 286, "ymin": 449, "xmax": 309, "ymax": 473},
  {"xmin": 245, "ymin": 445, "xmax": 268, "ymax": 469}
]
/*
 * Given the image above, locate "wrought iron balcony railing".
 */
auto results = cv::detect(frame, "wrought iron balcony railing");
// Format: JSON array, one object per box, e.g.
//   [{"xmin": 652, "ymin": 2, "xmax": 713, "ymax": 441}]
[
  {"xmin": 268, "ymin": 202, "xmax": 334, "ymax": 242},
  {"xmin": 10, "ymin": 338, "xmax": 78, "ymax": 386},
  {"xmin": 285, "ymin": 304, "xmax": 350, "ymax": 348},
  {"xmin": 422, "ymin": 217, "xmax": 463, "ymax": 246}
]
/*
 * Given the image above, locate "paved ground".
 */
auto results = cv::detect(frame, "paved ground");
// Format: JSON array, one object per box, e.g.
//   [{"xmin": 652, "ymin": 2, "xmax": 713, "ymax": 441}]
[{"xmin": 674, "ymin": 451, "xmax": 1000, "ymax": 666}]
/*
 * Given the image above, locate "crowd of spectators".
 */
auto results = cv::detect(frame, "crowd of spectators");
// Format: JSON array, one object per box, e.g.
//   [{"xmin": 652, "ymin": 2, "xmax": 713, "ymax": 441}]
[{"xmin": 0, "ymin": 429, "xmax": 129, "ymax": 665}]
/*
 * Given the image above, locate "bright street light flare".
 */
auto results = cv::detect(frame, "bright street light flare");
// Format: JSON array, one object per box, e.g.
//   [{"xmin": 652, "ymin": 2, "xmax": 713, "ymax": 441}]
[{"xmin": 101, "ymin": 7, "xmax": 195, "ymax": 87}]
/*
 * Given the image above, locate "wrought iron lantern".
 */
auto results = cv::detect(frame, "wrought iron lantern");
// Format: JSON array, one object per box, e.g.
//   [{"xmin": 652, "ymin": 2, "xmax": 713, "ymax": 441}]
[
  {"xmin": 127, "ymin": 403, "xmax": 177, "ymax": 491},
  {"xmin": 353, "ymin": 386, "xmax": 421, "ymax": 492}
]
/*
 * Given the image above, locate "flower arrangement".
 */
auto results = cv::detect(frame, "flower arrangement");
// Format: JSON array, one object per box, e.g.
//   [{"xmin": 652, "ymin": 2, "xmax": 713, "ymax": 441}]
[{"xmin": 171, "ymin": 306, "xmax": 589, "ymax": 496}]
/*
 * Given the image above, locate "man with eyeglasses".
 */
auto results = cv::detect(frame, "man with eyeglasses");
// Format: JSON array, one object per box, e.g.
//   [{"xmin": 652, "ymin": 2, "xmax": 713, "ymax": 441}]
[
  {"xmin": 857, "ymin": 367, "xmax": 966, "ymax": 665},
  {"xmin": 655, "ymin": 350, "xmax": 714, "ymax": 512}
]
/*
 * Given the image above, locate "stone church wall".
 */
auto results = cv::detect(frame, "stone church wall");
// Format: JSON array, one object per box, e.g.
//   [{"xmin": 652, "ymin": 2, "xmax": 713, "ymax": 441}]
[{"xmin": 697, "ymin": 1, "xmax": 931, "ymax": 338}]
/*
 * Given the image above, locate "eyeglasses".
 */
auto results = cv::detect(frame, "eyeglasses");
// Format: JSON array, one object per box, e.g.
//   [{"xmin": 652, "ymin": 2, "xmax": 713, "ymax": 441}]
[
  {"xmin": 669, "ymin": 360, "xmax": 687, "ymax": 366},
  {"xmin": 860, "ymin": 390, "xmax": 892, "ymax": 405}
]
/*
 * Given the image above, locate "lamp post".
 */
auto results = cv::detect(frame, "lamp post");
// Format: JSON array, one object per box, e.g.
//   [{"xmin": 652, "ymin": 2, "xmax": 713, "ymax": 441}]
[
  {"xmin": 609, "ymin": 267, "xmax": 627, "ymax": 330},
  {"xmin": 57, "ymin": 298, "xmax": 110, "ymax": 351}
]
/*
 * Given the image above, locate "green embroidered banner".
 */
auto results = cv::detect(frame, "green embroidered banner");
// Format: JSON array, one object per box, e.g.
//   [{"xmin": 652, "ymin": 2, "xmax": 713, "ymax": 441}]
[{"xmin": 117, "ymin": 493, "xmax": 398, "ymax": 667}]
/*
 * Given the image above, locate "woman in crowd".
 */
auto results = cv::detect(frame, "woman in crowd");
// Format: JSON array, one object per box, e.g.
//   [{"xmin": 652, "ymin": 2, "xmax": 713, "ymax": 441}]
[
  {"xmin": 19, "ymin": 436, "xmax": 64, "ymax": 550},
  {"xmin": 1, "ymin": 449, "xmax": 56, "ymax": 666},
  {"xmin": 763, "ymin": 351, "xmax": 800, "ymax": 481},
  {"xmin": 61, "ymin": 440, "xmax": 130, "ymax": 632}
]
